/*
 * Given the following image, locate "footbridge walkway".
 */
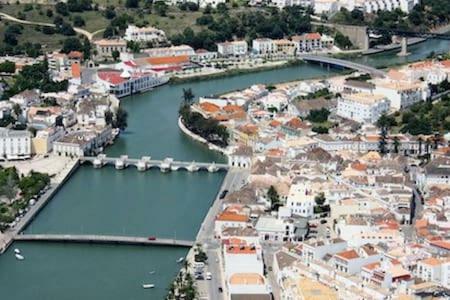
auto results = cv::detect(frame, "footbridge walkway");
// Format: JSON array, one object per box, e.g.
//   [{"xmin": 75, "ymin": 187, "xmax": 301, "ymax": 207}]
[
  {"xmin": 14, "ymin": 234, "xmax": 194, "ymax": 248},
  {"xmin": 300, "ymin": 54, "xmax": 386, "ymax": 78},
  {"xmin": 80, "ymin": 154, "xmax": 229, "ymax": 172}
]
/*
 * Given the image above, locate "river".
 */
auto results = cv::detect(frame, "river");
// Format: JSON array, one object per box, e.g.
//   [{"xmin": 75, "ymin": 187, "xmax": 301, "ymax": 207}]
[{"xmin": 0, "ymin": 38, "xmax": 448, "ymax": 300}]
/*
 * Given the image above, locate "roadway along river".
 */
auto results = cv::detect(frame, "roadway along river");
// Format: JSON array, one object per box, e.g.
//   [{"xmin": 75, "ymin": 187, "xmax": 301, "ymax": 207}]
[{"xmin": 0, "ymin": 38, "xmax": 449, "ymax": 300}]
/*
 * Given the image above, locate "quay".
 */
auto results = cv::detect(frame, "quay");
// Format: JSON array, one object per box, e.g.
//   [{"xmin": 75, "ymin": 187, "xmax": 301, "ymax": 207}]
[
  {"xmin": 14, "ymin": 234, "xmax": 194, "ymax": 248},
  {"xmin": 80, "ymin": 154, "xmax": 229, "ymax": 172},
  {"xmin": 0, "ymin": 159, "xmax": 80, "ymax": 254}
]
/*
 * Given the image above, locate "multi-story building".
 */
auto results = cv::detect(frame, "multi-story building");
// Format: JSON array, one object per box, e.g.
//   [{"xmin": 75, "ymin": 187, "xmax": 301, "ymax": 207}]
[
  {"xmin": 252, "ymin": 38, "xmax": 274, "ymax": 56},
  {"xmin": 292, "ymin": 33, "xmax": 323, "ymax": 53},
  {"xmin": 96, "ymin": 69, "xmax": 168, "ymax": 98},
  {"xmin": 351, "ymin": 0, "xmax": 420, "ymax": 13},
  {"xmin": 0, "ymin": 128, "xmax": 32, "ymax": 160},
  {"xmin": 374, "ymin": 80, "xmax": 428, "ymax": 110},
  {"xmin": 337, "ymin": 93, "xmax": 390, "ymax": 124},
  {"xmin": 94, "ymin": 39, "xmax": 127, "ymax": 59},
  {"xmin": 217, "ymin": 41, "xmax": 248, "ymax": 57},
  {"xmin": 143, "ymin": 45, "xmax": 195, "ymax": 58},
  {"xmin": 31, "ymin": 127, "xmax": 65, "ymax": 154},
  {"xmin": 124, "ymin": 25, "xmax": 167, "ymax": 45}
]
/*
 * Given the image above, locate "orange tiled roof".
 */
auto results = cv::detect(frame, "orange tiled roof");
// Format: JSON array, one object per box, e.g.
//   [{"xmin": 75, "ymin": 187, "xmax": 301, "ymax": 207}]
[
  {"xmin": 216, "ymin": 212, "xmax": 248, "ymax": 222},
  {"xmin": 351, "ymin": 162, "xmax": 367, "ymax": 172},
  {"xmin": 146, "ymin": 55, "xmax": 189, "ymax": 66},
  {"xmin": 200, "ymin": 102, "xmax": 220, "ymax": 113},
  {"xmin": 415, "ymin": 218, "xmax": 428, "ymax": 229},
  {"xmin": 229, "ymin": 273, "xmax": 265, "ymax": 285},
  {"xmin": 440, "ymin": 60, "xmax": 450, "ymax": 68},
  {"xmin": 226, "ymin": 245, "xmax": 256, "ymax": 254},
  {"xmin": 420, "ymin": 257, "xmax": 442, "ymax": 266},
  {"xmin": 336, "ymin": 249, "xmax": 359, "ymax": 260},
  {"xmin": 68, "ymin": 50, "xmax": 83, "ymax": 59},
  {"xmin": 269, "ymin": 120, "xmax": 281, "ymax": 127},
  {"xmin": 363, "ymin": 262, "xmax": 380, "ymax": 271},
  {"xmin": 223, "ymin": 104, "xmax": 244, "ymax": 113},
  {"xmin": 71, "ymin": 62, "xmax": 81, "ymax": 78}
]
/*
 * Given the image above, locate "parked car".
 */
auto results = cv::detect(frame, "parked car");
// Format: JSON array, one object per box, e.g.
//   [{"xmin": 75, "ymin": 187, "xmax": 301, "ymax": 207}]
[
  {"xmin": 147, "ymin": 236, "xmax": 156, "ymax": 241},
  {"xmin": 320, "ymin": 219, "xmax": 327, "ymax": 224},
  {"xmin": 218, "ymin": 287, "xmax": 223, "ymax": 293},
  {"xmin": 219, "ymin": 190, "xmax": 228, "ymax": 199},
  {"xmin": 206, "ymin": 272, "xmax": 212, "ymax": 280}
]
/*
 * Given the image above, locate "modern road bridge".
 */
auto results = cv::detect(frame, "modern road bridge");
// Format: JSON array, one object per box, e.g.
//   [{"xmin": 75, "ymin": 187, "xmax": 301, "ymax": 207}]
[
  {"xmin": 14, "ymin": 234, "xmax": 194, "ymax": 248},
  {"xmin": 80, "ymin": 154, "xmax": 229, "ymax": 172},
  {"xmin": 300, "ymin": 55, "xmax": 386, "ymax": 78}
]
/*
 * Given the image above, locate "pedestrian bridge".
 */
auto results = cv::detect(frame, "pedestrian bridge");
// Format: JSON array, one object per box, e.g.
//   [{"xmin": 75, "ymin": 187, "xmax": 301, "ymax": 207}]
[
  {"xmin": 14, "ymin": 234, "xmax": 194, "ymax": 248},
  {"xmin": 301, "ymin": 55, "xmax": 386, "ymax": 78},
  {"xmin": 79, "ymin": 155, "xmax": 229, "ymax": 172}
]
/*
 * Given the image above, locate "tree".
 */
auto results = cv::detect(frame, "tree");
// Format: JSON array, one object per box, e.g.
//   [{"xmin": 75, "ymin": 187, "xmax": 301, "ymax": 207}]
[
  {"xmin": 12, "ymin": 103, "xmax": 22, "ymax": 119},
  {"xmin": 377, "ymin": 114, "xmax": 397, "ymax": 130},
  {"xmin": 126, "ymin": 41, "xmax": 140, "ymax": 53},
  {"xmin": 46, "ymin": 9, "xmax": 53, "ymax": 18},
  {"xmin": 0, "ymin": 61, "xmax": 16, "ymax": 73},
  {"xmin": 154, "ymin": 1, "xmax": 168, "ymax": 16},
  {"xmin": 267, "ymin": 185, "xmax": 280, "ymax": 210},
  {"xmin": 103, "ymin": 25, "xmax": 116, "ymax": 38},
  {"xmin": 182, "ymin": 88, "xmax": 195, "ymax": 105},
  {"xmin": 314, "ymin": 192, "xmax": 326, "ymax": 206},
  {"xmin": 417, "ymin": 137, "xmax": 423, "ymax": 155},
  {"xmin": 114, "ymin": 107, "xmax": 128, "ymax": 130},
  {"xmin": 111, "ymin": 50, "xmax": 120, "ymax": 61},
  {"xmin": 378, "ymin": 127, "xmax": 388, "ymax": 154},
  {"xmin": 104, "ymin": 6, "xmax": 116, "ymax": 19},
  {"xmin": 125, "ymin": 0, "xmax": 139, "ymax": 8},
  {"xmin": 393, "ymin": 136, "xmax": 401, "ymax": 154},
  {"xmin": 82, "ymin": 37, "xmax": 91, "ymax": 60},
  {"xmin": 216, "ymin": 3, "xmax": 228, "ymax": 14},
  {"xmin": 73, "ymin": 15, "xmax": 85, "ymax": 27},
  {"xmin": 334, "ymin": 32, "xmax": 352, "ymax": 49},
  {"xmin": 306, "ymin": 108, "xmax": 330, "ymax": 123},
  {"xmin": 61, "ymin": 37, "xmax": 83, "ymax": 53},
  {"xmin": 55, "ymin": 2, "xmax": 69, "ymax": 16},
  {"xmin": 104, "ymin": 110, "xmax": 113, "ymax": 125}
]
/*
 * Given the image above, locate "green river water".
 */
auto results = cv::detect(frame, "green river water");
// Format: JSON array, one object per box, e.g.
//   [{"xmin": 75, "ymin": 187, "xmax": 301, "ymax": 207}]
[{"xmin": 0, "ymin": 39, "xmax": 449, "ymax": 300}]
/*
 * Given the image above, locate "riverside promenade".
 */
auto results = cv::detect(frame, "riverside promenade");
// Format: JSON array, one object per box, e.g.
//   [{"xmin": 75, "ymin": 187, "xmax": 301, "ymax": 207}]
[
  {"xmin": 0, "ymin": 159, "xmax": 79, "ymax": 254},
  {"xmin": 186, "ymin": 167, "xmax": 249, "ymax": 300}
]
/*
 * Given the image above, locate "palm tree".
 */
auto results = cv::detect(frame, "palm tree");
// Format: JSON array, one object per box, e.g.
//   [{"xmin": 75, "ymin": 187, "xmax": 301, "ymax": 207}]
[
  {"xmin": 417, "ymin": 137, "xmax": 423, "ymax": 155},
  {"xmin": 182, "ymin": 88, "xmax": 195, "ymax": 105},
  {"xmin": 425, "ymin": 138, "xmax": 432, "ymax": 154},
  {"xmin": 393, "ymin": 136, "xmax": 401, "ymax": 154}
]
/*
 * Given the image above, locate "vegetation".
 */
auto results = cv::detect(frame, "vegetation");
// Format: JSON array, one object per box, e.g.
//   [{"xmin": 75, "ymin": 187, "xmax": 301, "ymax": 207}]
[
  {"xmin": 105, "ymin": 107, "xmax": 128, "ymax": 130},
  {"xmin": 300, "ymin": 88, "xmax": 333, "ymax": 100},
  {"xmin": 306, "ymin": 108, "xmax": 330, "ymax": 123},
  {"xmin": 179, "ymin": 104, "xmax": 229, "ymax": 147},
  {"xmin": 194, "ymin": 246, "xmax": 208, "ymax": 263},
  {"xmin": 334, "ymin": 32, "xmax": 353, "ymax": 50},
  {"xmin": 3, "ymin": 59, "xmax": 68, "ymax": 99},
  {"xmin": 0, "ymin": 61, "xmax": 16, "ymax": 74},
  {"xmin": 0, "ymin": 167, "xmax": 50, "ymax": 231},
  {"xmin": 313, "ymin": 193, "xmax": 329, "ymax": 214},
  {"xmin": 167, "ymin": 262, "xmax": 198, "ymax": 300},
  {"xmin": 171, "ymin": 5, "xmax": 312, "ymax": 50},
  {"xmin": 267, "ymin": 185, "xmax": 281, "ymax": 211}
]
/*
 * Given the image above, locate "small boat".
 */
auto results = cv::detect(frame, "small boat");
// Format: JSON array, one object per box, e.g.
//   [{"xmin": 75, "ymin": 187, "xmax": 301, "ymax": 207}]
[
  {"xmin": 15, "ymin": 254, "xmax": 24, "ymax": 260},
  {"xmin": 14, "ymin": 248, "xmax": 21, "ymax": 254},
  {"xmin": 142, "ymin": 284, "xmax": 155, "ymax": 289},
  {"xmin": 176, "ymin": 257, "xmax": 184, "ymax": 263},
  {"xmin": 149, "ymin": 271, "xmax": 156, "ymax": 275}
]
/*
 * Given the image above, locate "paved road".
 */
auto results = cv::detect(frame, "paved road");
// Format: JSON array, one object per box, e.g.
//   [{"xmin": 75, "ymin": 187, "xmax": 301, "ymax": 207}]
[
  {"xmin": 0, "ymin": 12, "xmax": 99, "ymax": 41},
  {"xmin": 261, "ymin": 242, "xmax": 283, "ymax": 300},
  {"xmin": 193, "ymin": 168, "xmax": 249, "ymax": 300},
  {"xmin": 14, "ymin": 234, "xmax": 194, "ymax": 247}
]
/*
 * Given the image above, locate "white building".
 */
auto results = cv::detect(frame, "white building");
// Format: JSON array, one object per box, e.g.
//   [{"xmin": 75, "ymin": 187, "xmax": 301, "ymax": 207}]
[
  {"xmin": 93, "ymin": 39, "xmax": 127, "ymax": 59},
  {"xmin": 96, "ymin": 69, "xmax": 167, "ymax": 98},
  {"xmin": 217, "ymin": 41, "xmax": 248, "ymax": 57},
  {"xmin": 302, "ymin": 238, "xmax": 348, "ymax": 263},
  {"xmin": 374, "ymin": 80, "xmax": 428, "ymax": 110},
  {"xmin": 349, "ymin": 0, "xmax": 420, "ymax": 13},
  {"xmin": 337, "ymin": 93, "xmax": 390, "ymax": 124},
  {"xmin": 314, "ymin": 0, "xmax": 339, "ymax": 14},
  {"xmin": 0, "ymin": 128, "xmax": 32, "ymax": 160},
  {"xmin": 197, "ymin": 0, "xmax": 226, "ymax": 8},
  {"xmin": 286, "ymin": 182, "xmax": 316, "ymax": 218},
  {"xmin": 124, "ymin": 25, "xmax": 167, "ymax": 45},
  {"xmin": 252, "ymin": 38, "xmax": 274, "ymax": 56},
  {"xmin": 143, "ymin": 45, "xmax": 195, "ymax": 58}
]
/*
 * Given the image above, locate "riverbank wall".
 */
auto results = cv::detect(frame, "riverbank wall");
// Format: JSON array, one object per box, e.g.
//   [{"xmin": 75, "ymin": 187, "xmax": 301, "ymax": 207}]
[
  {"xmin": 178, "ymin": 117, "xmax": 229, "ymax": 157},
  {"xmin": 0, "ymin": 159, "xmax": 80, "ymax": 254}
]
